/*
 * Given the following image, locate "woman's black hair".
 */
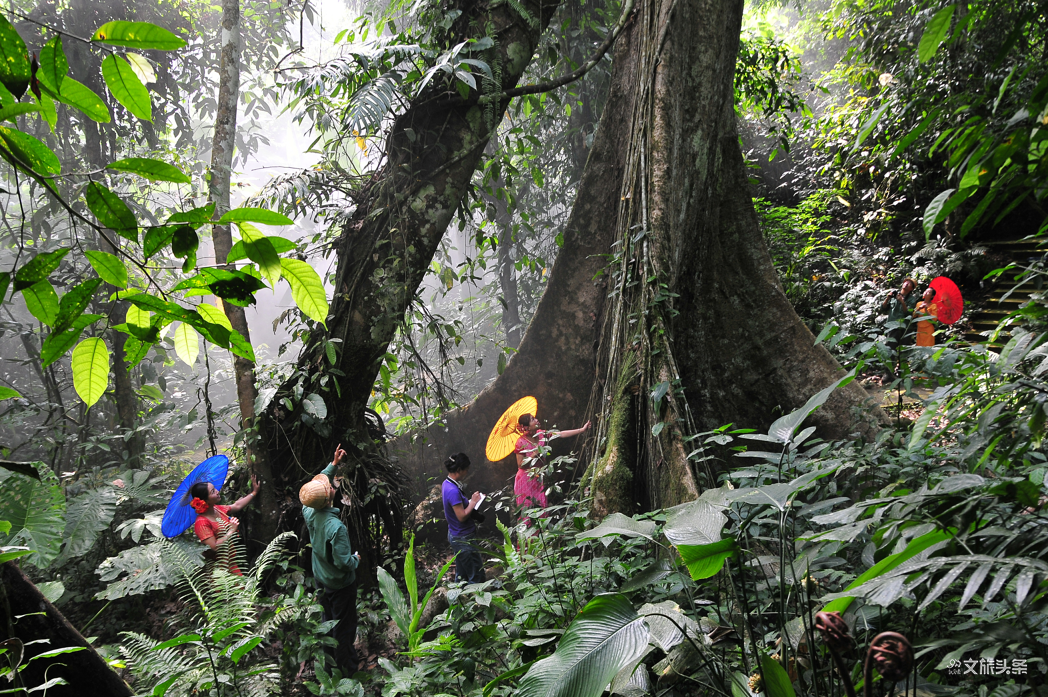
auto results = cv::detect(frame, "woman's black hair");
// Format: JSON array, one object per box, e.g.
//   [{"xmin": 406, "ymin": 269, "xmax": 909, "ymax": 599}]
[
  {"xmin": 517, "ymin": 413, "xmax": 533, "ymax": 429},
  {"xmin": 190, "ymin": 482, "xmax": 210, "ymax": 501},
  {"xmin": 444, "ymin": 453, "xmax": 471, "ymax": 473}
]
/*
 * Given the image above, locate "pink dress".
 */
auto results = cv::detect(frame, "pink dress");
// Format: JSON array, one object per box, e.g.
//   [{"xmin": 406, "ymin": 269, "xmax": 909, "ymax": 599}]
[{"xmin": 514, "ymin": 431, "xmax": 548, "ymax": 510}]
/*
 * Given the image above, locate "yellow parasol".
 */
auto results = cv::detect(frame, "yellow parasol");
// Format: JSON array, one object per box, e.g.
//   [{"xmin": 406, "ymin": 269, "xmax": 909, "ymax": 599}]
[{"xmin": 485, "ymin": 396, "xmax": 538, "ymax": 462}]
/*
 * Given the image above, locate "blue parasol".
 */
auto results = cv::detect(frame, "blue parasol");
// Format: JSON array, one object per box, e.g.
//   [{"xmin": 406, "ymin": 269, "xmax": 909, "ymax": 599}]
[{"xmin": 161, "ymin": 455, "xmax": 230, "ymax": 538}]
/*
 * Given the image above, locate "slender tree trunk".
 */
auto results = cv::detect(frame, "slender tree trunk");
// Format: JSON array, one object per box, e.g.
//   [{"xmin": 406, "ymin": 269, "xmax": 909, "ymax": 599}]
[
  {"xmin": 208, "ymin": 0, "xmax": 280, "ymax": 551},
  {"xmin": 389, "ymin": 18, "xmax": 640, "ymax": 504}
]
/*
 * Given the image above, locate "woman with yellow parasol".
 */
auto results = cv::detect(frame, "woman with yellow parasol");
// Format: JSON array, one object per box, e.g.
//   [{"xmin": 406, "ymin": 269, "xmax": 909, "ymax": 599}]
[{"xmin": 486, "ymin": 397, "xmax": 590, "ymax": 519}]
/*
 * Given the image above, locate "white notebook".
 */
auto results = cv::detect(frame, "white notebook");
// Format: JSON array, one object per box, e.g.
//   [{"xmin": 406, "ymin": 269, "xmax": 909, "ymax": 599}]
[{"xmin": 475, "ymin": 493, "xmax": 486, "ymax": 511}]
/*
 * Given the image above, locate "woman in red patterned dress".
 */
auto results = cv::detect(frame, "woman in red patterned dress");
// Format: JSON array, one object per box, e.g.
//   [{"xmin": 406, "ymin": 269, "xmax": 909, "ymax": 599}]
[
  {"xmin": 514, "ymin": 413, "xmax": 590, "ymax": 514},
  {"xmin": 189, "ymin": 477, "xmax": 259, "ymax": 575}
]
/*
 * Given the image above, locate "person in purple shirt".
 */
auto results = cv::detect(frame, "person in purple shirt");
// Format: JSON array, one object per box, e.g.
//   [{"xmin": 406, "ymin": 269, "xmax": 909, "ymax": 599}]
[{"xmin": 442, "ymin": 453, "xmax": 485, "ymax": 584}]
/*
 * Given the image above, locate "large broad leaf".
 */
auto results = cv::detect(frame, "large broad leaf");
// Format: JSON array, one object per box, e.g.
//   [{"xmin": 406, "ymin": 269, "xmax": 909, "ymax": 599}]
[
  {"xmin": 767, "ymin": 372, "xmax": 854, "ymax": 444},
  {"xmin": 37, "ymin": 37, "xmax": 67, "ymax": 93},
  {"xmin": 228, "ymin": 236, "xmax": 295, "ymax": 263},
  {"xmin": 92, "ymin": 22, "xmax": 187, "ymax": 50},
  {"xmin": 22, "ymin": 280, "xmax": 58, "ymax": 326},
  {"xmin": 281, "ymin": 259, "xmax": 329, "ymax": 325},
  {"xmin": 0, "ymin": 13, "xmax": 30, "ymax": 98},
  {"xmin": 173, "ymin": 323, "xmax": 199, "ymax": 366},
  {"xmin": 0, "ymin": 387, "xmax": 20, "ymax": 401},
  {"xmin": 85, "ymin": 250, "xmax": 128, "ymax": 288},
  {"xmin": 0, "ymin": 126, "xmax": 60, "ymax": 175},
  {"xmin": 0, "ymin": 463, "xmax": 65, "ymax": 567},
  {"xmin": 95, "ymin": 538, "xmax": 204, "ymax": 600},
  {"xmin": 101, "ymin": 55, "xmax": 151, "ymax": 121},
  {"xmin": 41, "ymin": 314, "xmax": 102, "ymax": 368},
  {"xmin": 577, "ymin": 513, "xmax": 658, "ymax": 545},
  {"xmin": 377, "ymin": 566, "xmax": 411, "ymax": 639},
  {"xmin": 85, "ymin": 182, "xmax": 138, "ymax": 242},
  {"xmin": 13, "ymin": 249, "xmax": 68, "ymax": 291},
  {"xmin": 53, "ymin": 278, "xmax": 102, "ymax": 334},
  {"xmin": 142, "ymin": 225, "xmax": 179, "ymax": 258},
  {"xmin": 922, "ymin": 189, "xmax": 955, "ymax": 240},
  {"xmin": 125, "ymin": 53, "xmax": 156, "ymax": 85},
  {"xmin": 236, "ymin": 222, "xmax": 281, "ymax": 288},
  {"xmin": 196, "ymin": 302, "xmax": 232, "ymax": 331},
  {"xmin": 0, "ymin": 103, "xmax": 39, "ymax": 122},
  {"xmin": 760, "ymin": 654, "xmax": 797, "ymax": 697},
  {"xmin": 56, "ymin": 487, "xmax": 118, "ymax": 564},
  {"xmin": 918, "ymin": 5, "xmax": 956, "ymax": 63},
  {"xmin": 677, "ymin": 538, "xmax": 737, "ymax": 580},
  {"xmin": 54, "ymin": 77, "xmax": 110, "ymax": 122},
  {"xmin": 663, "ymin": 493, "xmax": 729, "ymax": 546},
  {"xmin": 517, "ymin": 594, "xmax": 650, "ymax": 697},
  {"xmin": 71, "ymin": 337, "xmax": 110, "ymax": 407},
  {"xmin": 108, "ymin": 157, "xmax": 189, "ymax": 184},
  {"xmin": 218, "ymin": 207, "xmax": 294, "ymax": 226}
]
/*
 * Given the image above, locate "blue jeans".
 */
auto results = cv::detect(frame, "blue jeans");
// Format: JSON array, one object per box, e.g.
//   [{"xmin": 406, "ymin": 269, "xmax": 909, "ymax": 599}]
[{"xmin": 448, "ymin": 533, "xmax": 485, "ymax": 584}]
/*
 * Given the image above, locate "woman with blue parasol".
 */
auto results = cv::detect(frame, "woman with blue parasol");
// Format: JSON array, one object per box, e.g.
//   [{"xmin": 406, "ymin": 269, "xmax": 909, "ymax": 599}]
[{"xmin": 161, "ymin": 454, "xmax": 261, "ymax": 575}]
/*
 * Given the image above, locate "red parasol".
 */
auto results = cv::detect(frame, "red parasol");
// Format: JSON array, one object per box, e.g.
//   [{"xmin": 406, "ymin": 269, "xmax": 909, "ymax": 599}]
[{"xmin": 929, "ymin": 276, "xmax": 964, "ymax": 325}]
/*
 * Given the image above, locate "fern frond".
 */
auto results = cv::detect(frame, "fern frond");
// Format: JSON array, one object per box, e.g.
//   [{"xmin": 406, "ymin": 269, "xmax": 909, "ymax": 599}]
[
  {"xmin": 342, "ymin": 73, "xmax": 402, "ymax": 134},
  {"xmin": 119, "ymin": 630, "xmax": 203, "ymax": 693},
  {"xmin": 251, "ymin": 532, "xmax": 297, "ymax": 584}
]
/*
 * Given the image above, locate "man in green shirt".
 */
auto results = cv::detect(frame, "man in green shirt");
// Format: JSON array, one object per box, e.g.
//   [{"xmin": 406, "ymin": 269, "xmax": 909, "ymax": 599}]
[
  {"xmin": 881, "ymin": 277, "xmax": 918, "ymax": 347},
  {"xmin": 300, "ymin": 444, "xmax": 360, "ymax": 676}
]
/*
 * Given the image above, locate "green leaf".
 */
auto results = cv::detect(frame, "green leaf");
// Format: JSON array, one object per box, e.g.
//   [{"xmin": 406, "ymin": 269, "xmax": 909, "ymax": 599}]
[
  {"xmin": 767, "ymin": 372, "xmax": 854, "ymax": 444},
  {"xmin": 142, "ymin": 225, "xmax": 179, "ymax": 258},
  {"xmin": 219, "ymin": 207, "xmax": 294, "ymax": 226},
  {"xmin": 108, "ymin": 157, "xmax": 189, "ymax": 183},
  {"xmin": 908, "ymin": 402, "xmax": 938, "ymax": 452},
  {"xmin": 173, "ymin": 323, "xmax": 199, "ymax": 367},
  {"xmin": 171, "ymin": 226, "xmax": 198, "ymax": 271},
  {"xmin": 14, "ymin": 249, "xmax": 68, "ymax": 291},
  {"xmin": 196, "ymin": 302, "xmax": 232, "ymax": 331},
  {"xmin": 677, "ymin": 538, "xmax": 737, "ymax": 580},
  {"xmin": 124, "ymin": 53, "xmax": 156, "ymax": 85},
  {"xmin": 918, "ymin": 5, "xmax": 955, "ymax": 63},
  {"xmin": 228, "ymin": 236, "xmax": 295, "ymax": 263},
  {"xmin": 101, "ymin": 55, "xmax": 151, "ymax": 121},
  {"xmin": 760, "ymin": 654, "xmax": 797, "ymax": 697},
  {"xmin": 22, "ymin": 280, "xmax": 59, "ymax": 326},
  {"xmin": 92, "ymin": 22, "xmax": 187, "ymax": 50},
  {"xmin": 151, "ymin": 634, "xmax": 202, "ymax": 651},
  {"xmin": 0, "ymin": 126, "xmax": 61, "ymax": 175},
  {"xmin": 0, "ymin": 271, "xmax": 9, "ymax": 302},
  {"xmin": 41, "ymin": 315, "xmax": 102, "ymax": 368},
  {"xmin": 280, "ymin": 259, "xmax": 328, "ymax": 325},
  {"xmin": 71, "ymin": 337, "xmax": 110, "ymax": 407},
  {"xmin": 0, "ymin": 463, "xmax": 65, "ymax": 567},
  {"xmin": 56, "ymin": 488, "xmax": 117, "ymax": 564},
  {"xmin": 199, "ymin": 267, "xmax": 265, "ymax": 307},
  {"xmin": 37, "ymin": 37, "xmax": 67, "ymax": 93},
  {"xmin": 0, "ymin": 387, "xmax": 20, "ymax": 400},
  {"xmin": 85, "ymin": 250, "xmax": 128, "ymax": 288},
  {"xmin": 85, "ymin": 182, "xmax": 138, "ymax": 242},
  {"xmin": 125, "ymin": 304, "xmax": 150, "ymax": 329},
  {"xmin": 168, "ymin": 203, "xmax": 215, "ymax": 226},
  {"xmin": 229, "ymin": 636, "xmax": 263, "ymax": 664},
  {"xmin": 53, "ymin": 77, "xmax": 110, "ymax": 123},
  {"xmin": 517, "ymin": 594, "xmax": 650, "ymax": 697},
  {"xmin": 53, "ymin": 278, "xmax": 102, "ymax": 334},
  {"xmin": 0, "ymin": 13, "xmax": 30, "ymax": 98},
  {"xmin": 577, "ymin": 513, "xmax": 658, "ymax": 543},
  {"xmin": 0, "ymin": 103, "xmax": 39, "ymax": 122},
  {"xmin": 236, "ymin": 222, "xmax": 281, "ymax": 287},
  {"xmin": 377, "ymin": 566, "xmax": 411, "ymax": 640},
  {"xmin": 923, "ymin": 188, "xmax": 956, "ymax": 240}
]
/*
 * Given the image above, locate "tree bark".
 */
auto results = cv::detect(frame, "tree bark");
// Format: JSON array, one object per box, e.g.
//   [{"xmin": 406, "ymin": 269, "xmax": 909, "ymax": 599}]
[
  {"xmin": 582, "ymin": 0, "xmax": 881, "ymax": 511},
  {"xmin": 389, "ymin": 17, "xmax": 640, "ymax": 505},
  {"xmin": 259, "ymin": 0, "xmax": 564, "ymax": 560},
  {"xmin": 207, "ymin": 0, "xmax": 280, "ymax": 550},
  {"xmin": 0, "ymin": 562, "xmax": 132, "ymax": 696}
]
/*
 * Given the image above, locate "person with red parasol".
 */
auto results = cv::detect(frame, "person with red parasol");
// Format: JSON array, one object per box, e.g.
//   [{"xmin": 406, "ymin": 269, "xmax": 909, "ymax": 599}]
[{"xmin": 913, "ymin": 287, "xmax": 940, "ymax": 347}]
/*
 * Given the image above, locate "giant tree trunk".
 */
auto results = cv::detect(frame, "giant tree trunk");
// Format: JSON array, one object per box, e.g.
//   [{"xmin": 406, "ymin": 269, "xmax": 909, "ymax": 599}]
[
  {"xmin": 389, "ymin": 18, "xmax": 641, "ymax": 504},
  {"xmin": 207, "ymin": 0, "xmax": 280, "ymax": 551},
  {"xmin": 258, "ymin": 0, "xmax": 563, "ymax": 564},
  {"xmin": 393, "ymin": 0, "xmax": 881, "ymax": 517},
  {"xmin": 583, "ymin": 0, "xmax": 881, "ymax": 512}
]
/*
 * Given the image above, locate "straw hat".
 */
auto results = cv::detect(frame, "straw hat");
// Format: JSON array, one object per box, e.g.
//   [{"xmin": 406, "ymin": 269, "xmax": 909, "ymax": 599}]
[{"xmin": 299, "ymin": 473, "xmax": 332, "ymax": 509}]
